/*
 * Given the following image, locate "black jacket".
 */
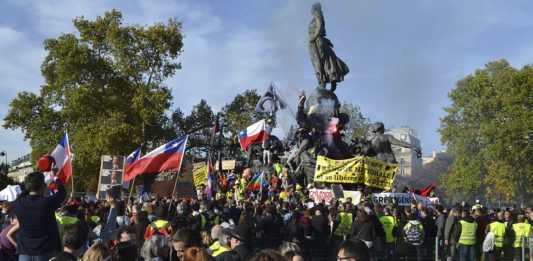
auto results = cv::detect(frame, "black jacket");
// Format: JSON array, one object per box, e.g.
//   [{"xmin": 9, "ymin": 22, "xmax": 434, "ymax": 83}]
[
  {"xmin": 351, "ymin": 220, "xmax": 376, "ymax": 242},
  {"xmin": 310, "ymin": 214, "xmax": 330, "ymax": 237},
  {"xmin": 215, "ymin": 244, "xmax": 253, "ymax": 261}
]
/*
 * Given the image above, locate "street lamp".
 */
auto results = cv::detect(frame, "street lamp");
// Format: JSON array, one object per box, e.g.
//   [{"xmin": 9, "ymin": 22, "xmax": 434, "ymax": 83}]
[{"xmin": 0, "ymin": 151, "xmax": 6, "ymax": 165}]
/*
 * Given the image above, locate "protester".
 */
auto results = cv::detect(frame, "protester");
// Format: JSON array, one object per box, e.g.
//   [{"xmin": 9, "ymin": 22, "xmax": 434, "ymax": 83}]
[
  {"xmin": 457, "ymin": 209, "xmax": 477, "ymax": 261},
  {"xmin": 337, "ymin": 239, "xmax": 370, "ymax": 261},
  {"xmin": 215, "ymin": 224, "xmax": 254, "ymax": 261},
  {"xmin": 52, "ymin": 222, "xmax": 90, "ymax": 261},
  {"xmin": 80, "ymin": 242, "xmax": 111, "ymax": 261},
  {"xmin": 13, "ymin": 172, "xmax": 66, "ymax": 260}
]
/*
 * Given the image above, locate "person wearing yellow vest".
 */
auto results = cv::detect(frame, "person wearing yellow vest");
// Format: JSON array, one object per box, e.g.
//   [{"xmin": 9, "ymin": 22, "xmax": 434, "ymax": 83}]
[
  {"xmin": 485, "ymin": 212, "xmax": 506, "ymax": 260},
  {"xmin": 457, "ymin": 210, "xmax": 477, "ymax": 261},
  {"xmin": 379, "ymin": 207, "xmax": 398, "ymax": 259},
  {"xmin": 331, "ymin": 204, "xmax": 353, "ymax": 255},
  {"xmin": 207, "ymin": 225, "xmax": 231, "ymax": 257},
  {"xmin": 512, "ymin": 215, "xmax": 530, "ymax": 261},
  {"xmin": 56, "ymin": 206, "xmax": 79, "ymax": 242},
  {"xmin": 144, "ymin": 206, "xmax": 173, "ymax": 240}
]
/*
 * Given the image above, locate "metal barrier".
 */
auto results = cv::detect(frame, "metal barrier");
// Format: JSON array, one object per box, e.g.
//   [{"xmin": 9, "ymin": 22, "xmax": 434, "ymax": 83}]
[{"xmin": 251, "ymin": 237, "xmax": 530, "ymax": 261}]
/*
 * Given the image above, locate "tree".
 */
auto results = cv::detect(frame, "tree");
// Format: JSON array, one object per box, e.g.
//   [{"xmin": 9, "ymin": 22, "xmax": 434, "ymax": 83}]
[
  {"xmin": 439, "ymin": 60, "xmax": 532, "ymax": 204},
  {"xmin": 3, "ymin": 10, "xmax": 184, "ymax": 191},
  {"xmin": 170, "ymin": 99, "xmax": 215, "ymax": 160},
  {"xmin": 339, "ymin": 101, "xmax": 371, "ymax": 143}
]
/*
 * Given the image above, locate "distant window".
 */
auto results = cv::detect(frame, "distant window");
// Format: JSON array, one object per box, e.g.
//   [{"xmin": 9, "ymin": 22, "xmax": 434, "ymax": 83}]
[{"xmin": 400, "ymin": 134, "xmax": 407, "ymax": 141}]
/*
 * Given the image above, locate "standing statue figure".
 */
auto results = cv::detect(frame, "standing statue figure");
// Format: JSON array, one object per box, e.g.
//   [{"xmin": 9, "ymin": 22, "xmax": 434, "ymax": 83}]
[
  {"xmin": 309, "ymin": 2, "xmax": 349, "ymax": 92},
  {"xmin": 366, "ymin": 122, "xmax": 422, "ymax": 163}
]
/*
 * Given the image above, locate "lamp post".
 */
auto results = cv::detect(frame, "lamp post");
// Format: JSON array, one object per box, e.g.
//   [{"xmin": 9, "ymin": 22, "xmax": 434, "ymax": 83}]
[{"xmin": 0, "ymin": 151, "xmax": 6, "ymax": 165}]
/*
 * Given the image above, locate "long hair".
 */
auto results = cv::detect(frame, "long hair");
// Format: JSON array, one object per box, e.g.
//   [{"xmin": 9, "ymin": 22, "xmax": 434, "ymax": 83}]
[{"xmin": 81, "ymin": 242, "xmax": 111, "ymax": 261}]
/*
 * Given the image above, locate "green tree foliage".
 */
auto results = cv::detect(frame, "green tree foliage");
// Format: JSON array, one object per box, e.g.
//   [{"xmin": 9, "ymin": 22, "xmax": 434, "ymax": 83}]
[
  {"xmin": 221, "ymin": 89, "xmax": 263, "ymax": 132},
  {"xmin": 170, "ymin": 99, "xmax": 215, "ymax": 160},
  {"xmin": 339, "ymin": 101, "xmax": 371, "ymax": 142},
  {"xmin": 3, "ymin": 10, "xmax": 184, "ymax": 191},
  {"xmin": 439, "ymin": 60, "xmax": 532, "ymax": 204}
]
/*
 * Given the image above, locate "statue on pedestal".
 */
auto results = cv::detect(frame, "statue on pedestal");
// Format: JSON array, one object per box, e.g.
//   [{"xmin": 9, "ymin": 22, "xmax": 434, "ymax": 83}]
[{"xmin": 309, "ymin": 2, "xmax": 349, "ymax": 92}]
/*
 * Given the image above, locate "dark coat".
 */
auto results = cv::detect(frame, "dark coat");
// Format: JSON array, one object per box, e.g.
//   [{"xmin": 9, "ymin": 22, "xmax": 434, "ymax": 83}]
[{"xmin": 215, "ymin": 244, "xmax": 253, "ymax": 261}]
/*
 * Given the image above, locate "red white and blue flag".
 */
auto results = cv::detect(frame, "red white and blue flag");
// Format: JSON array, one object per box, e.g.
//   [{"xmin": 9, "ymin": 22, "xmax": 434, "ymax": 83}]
[
  {"xmin": 51, "ymin": 132, "xmax": 73, "ymax": 183},
  {"xmin": 123, "ymin": 136, "xmax": 188, "ymax": 182},
  {"xmin": 238, "ymin": 119, "xmax": 267, "ymax": 150},
  {"xmin": 123, "ymin": 147, "xmax": 142, "ymax": 188},
  {"xmin": 125, "ymin": 147, "xmax": 142, "ymax": 170}
]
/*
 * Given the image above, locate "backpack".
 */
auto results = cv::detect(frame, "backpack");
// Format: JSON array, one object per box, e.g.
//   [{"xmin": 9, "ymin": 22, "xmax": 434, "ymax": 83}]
[
  {"xmin": 149, "ymin": 222, "xmax": 172, "ymax": 238},
  {"xmin": 405, "ymin": 223, "xmax": 422, "ymax": 244}
]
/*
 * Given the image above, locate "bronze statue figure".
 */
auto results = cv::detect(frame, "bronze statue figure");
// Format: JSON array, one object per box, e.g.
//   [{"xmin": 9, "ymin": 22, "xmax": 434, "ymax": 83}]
[
  {"xmin": 309, "ymin": 2, "xmax": 349, "ymax": 92},
  {"xmin": 366, "ymin": 122, "xmax": 422, "ymax": 163}
]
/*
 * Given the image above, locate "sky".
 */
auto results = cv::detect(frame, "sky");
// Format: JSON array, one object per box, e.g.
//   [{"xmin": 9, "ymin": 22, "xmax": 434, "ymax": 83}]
[{"xmin": 1, "ymin": 0, "xmax": 533, "ymax": 163}]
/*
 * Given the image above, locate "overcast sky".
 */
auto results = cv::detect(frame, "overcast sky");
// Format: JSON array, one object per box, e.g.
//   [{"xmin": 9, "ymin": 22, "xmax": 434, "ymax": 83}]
[{"xmin": 1, "ymin": 0, "xmax": 532, "ymax": 162}]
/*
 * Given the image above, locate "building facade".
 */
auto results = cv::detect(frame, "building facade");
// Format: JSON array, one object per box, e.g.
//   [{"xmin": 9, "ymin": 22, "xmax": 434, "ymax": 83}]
[
  {"xmin": 8, "ymin": 153, "xmax": 33, "ymax": 183},
  {"xmin": 385, "ymin": 126, "xmax": 422, "ymax": 176}
]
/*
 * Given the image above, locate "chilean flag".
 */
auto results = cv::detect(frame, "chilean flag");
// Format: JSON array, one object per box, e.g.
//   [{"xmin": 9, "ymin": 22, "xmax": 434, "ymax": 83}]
[
  {"xmin": 51, "ymin": 132, "xmax": 73, "ymax": 183},
  {"xmin": 123, "ymin": 136, "xmax": 188, "ymax": 182},
  {"xmin": 125, "ymin": 147, "xmax": 142, "ymax": 169},
  {"xmin": 238, "ymin": 119, "xmax": 267, "ymax": 150},
  {"xmin": 123, "ymin": 147, "xmax": 142, "ymax": 188}
]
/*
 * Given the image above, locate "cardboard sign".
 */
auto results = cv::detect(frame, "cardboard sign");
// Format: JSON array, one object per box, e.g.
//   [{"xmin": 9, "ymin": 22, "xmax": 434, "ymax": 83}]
[
  {"xmin": 193, "ymin": 166, "xmax": 208, "ymax": 189},
  {"xmin": 193, "ymin": 162, "xmax": 206, "ymax": 169},
  {"xmin": 214, "ymin": 160, "xmax": 236, "ymax": 170},
  {"xmin": 97, "ymin": 155, "xmax": 125, "ymax": 200}
]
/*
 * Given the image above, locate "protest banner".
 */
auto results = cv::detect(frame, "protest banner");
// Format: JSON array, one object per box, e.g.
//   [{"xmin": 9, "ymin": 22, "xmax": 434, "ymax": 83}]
[
  {"xmin": 214, "ymin": 160, "xmax": 236, "ymax": 170},
  {"xmin": 193, "ymin": 166, "xmax": 208, "ymax": 189},
  {"xmin": 309, "ymin": 188, "xmax": 361, "ymax": 205},
  {"xmin": 371, "ymin": 192, "xmax": 433, "ymax": 208},
  {"xmin": 314, "ymin": 156, "xmax": 397, "ymax": 190},
  {"xmin": 97, "ymin": 155, "xmax": 125, "ymax": 200}
]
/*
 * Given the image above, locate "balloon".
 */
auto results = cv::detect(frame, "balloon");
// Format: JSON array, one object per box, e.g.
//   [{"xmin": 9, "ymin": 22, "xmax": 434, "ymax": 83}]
[{"xmin": 37, "ymin": 155, "xmax": 55, "ymax": 172}]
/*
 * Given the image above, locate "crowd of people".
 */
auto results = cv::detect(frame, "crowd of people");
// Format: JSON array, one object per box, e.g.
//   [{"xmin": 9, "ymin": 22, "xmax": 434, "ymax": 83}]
[{"xmin": 0, "ymin": 170, "xmax": 531, "ymax": 261}]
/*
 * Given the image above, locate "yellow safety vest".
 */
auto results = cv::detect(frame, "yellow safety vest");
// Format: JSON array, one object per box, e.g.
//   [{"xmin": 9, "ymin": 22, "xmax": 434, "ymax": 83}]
[
  {"xmin": 458, "ymin": 220, "xmax": 477, "ymax": 245},
  {"xmin": 490, "ymin": 222, "xmax": 506, "ymax": 248},
  {"xmin": 380, "ymin": 215, "xmax": 397, "ymax": 243},
  {"xmin": 512, "ymin": 222, "xmax": 531, "ymax": 248},
  {"xmin": 334, "ymin": 212, "xmax": 353, "ymax": 237},
  {"xmin": 209, "ymin": 241, "xmax": 230, "ymax": 257}
]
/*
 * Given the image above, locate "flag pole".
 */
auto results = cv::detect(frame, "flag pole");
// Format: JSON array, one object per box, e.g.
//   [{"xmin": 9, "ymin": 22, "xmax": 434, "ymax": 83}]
[
  {"xmin": 169, "ymin": 171, "xmax": 181, "ymax": 213},
  {"xmin": 259, "ymin": 173, "xmax": 263, "ymax": 201},
  {"xmin": 128, "ymin": 178, "xmax": 136, "ymax": 206}
]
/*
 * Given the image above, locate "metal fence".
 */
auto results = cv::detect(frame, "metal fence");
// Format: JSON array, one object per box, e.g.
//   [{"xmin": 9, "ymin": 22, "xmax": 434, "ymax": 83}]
[{"xmin": 251, "ymin": 237, "xmax": 531, "ymax": 261}]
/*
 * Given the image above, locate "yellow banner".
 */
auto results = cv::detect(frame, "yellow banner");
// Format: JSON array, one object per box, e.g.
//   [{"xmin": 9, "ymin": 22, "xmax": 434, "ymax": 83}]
[
  {"xmin": 193, "ymin": 166, "xmax": 208, "ymax": 189},
  {"xmin": 314, "ymin": 156, "xmax": 397, "ymax": 190}
]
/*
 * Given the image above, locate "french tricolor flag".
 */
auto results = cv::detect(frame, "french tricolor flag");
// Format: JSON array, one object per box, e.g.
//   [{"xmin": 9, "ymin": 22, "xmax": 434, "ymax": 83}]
[
  {"xmin": 123, "ymin": 136, "xmax": 188, "ymax": 182},
  {"xmin": 238, "ymin": 119, "xmax": 267, "ymax": 150},
  {"xmin": 51, "ymin": 132, "xmax": 73, "ymax": 183}
]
